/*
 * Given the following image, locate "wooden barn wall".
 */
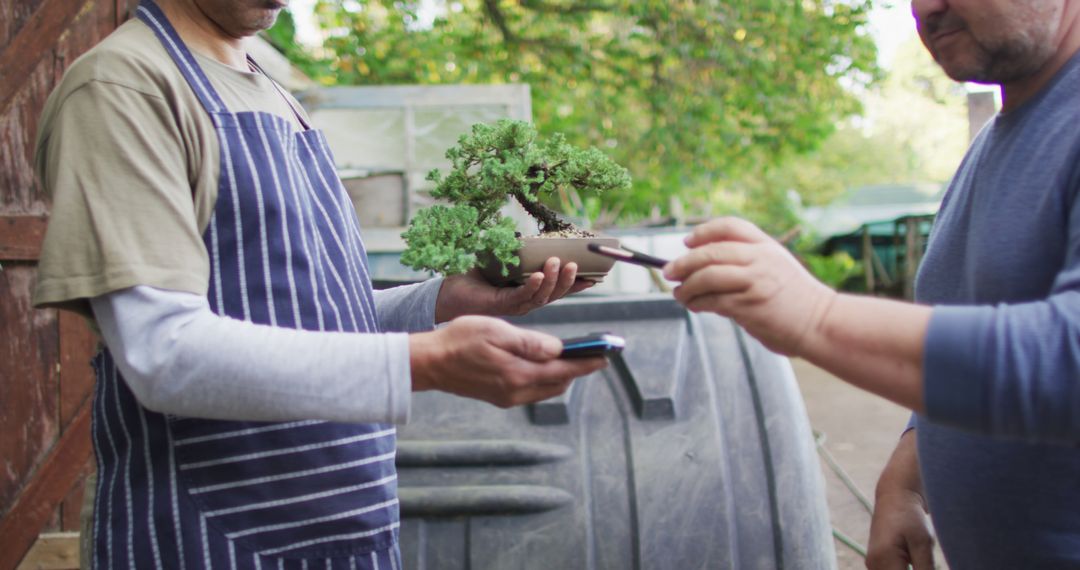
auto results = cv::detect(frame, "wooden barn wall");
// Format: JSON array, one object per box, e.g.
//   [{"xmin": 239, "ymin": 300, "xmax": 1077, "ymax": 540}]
[{"xmin": 1, "ymin": 0, "xmax": 137, "ymax": 566}]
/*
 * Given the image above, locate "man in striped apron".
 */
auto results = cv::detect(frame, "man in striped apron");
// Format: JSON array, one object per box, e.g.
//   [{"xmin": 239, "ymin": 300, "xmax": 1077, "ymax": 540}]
[{"xmin": 32, "ymin": 0, "xmax": 607, "ymax": 567}]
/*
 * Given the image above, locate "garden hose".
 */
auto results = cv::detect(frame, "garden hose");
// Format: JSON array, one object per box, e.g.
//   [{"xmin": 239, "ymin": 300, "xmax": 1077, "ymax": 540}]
[{"xmin": 814, "ymin": 428, "xmax": 872, "ymax": 559}]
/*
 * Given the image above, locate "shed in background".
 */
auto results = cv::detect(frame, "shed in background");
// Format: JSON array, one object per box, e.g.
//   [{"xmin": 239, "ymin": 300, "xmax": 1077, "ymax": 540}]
[{"xmin": 802, "ymin": 183, "xmax": 945, "ymax": 298}]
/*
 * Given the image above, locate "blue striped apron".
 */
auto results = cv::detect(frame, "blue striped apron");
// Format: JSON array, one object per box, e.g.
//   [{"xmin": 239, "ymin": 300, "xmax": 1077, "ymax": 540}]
[{"xmin": 88, "ymin": 2, "xmax": 401, "ymax": 567}]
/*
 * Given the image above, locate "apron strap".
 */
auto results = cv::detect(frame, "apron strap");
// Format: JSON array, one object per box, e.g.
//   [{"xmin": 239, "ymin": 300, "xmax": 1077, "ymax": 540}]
[
  {"xmin": 135, "ymin": 0, "xmax": 230, "ymax": 121},
  {"xmin": 246, "ymin": 55, "xmax": 312, "ymax": 131}
]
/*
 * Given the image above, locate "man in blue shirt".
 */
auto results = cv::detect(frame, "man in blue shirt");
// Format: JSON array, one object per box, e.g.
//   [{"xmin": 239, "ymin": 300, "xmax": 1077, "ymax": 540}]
[{"xmin": 665, "ymin": 0, "xmax": 1080, "ymax": 567}]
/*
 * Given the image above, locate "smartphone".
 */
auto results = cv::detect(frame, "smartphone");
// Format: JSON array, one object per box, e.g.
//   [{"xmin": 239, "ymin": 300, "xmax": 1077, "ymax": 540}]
[{"xmin": 559, "ymin": 332, "xmax": 626, "ymax": 358}]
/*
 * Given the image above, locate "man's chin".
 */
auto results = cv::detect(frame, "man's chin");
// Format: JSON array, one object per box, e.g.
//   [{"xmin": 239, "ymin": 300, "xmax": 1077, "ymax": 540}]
[
  {"xmin": 250, "ymin": 11, "xmax": 282, "ymax": 33},
  {"xmin": 939, "ymin": 64, "xmax": 984, "ymax": 83},
  {"xmin": 932, "ymin": 50, "xmax": 993, "ymax": 83}
]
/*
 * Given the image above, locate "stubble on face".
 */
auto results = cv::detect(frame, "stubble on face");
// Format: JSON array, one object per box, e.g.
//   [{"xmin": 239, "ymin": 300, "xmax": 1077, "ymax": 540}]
[
  {"xmin": 917, "ymin": 1, "xmax": 1062, "ymax": 84},
  {"xmin": 194, "ymin": 0, "xmax": 286, "ymax": 39}
]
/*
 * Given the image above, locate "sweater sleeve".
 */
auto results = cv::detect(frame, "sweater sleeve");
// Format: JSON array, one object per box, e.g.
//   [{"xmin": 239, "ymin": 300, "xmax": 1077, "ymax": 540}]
[
  {"xmin": 372, "ymin": 278, "xmax": 443, "ymax": 332},
  {"xmin": 924, "ymin": 201, "xmax": 1080, "ymax": 441}
]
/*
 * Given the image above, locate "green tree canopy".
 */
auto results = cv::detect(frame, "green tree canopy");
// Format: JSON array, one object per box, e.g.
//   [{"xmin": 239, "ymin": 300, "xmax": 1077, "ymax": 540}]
[
  {"xmin": 269, "ymin": 0, "xmax": 879, "ymax": 223},
  {"xmin": 725, "ymin": 34, "xmax": 968, "ymax": 234}
]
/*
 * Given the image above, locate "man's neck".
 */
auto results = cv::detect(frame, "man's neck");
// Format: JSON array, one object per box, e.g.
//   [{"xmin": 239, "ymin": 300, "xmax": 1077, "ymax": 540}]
[
  {"xmin": 1001, "ymin": 6, "xmax": 1080, "ymax": 113},
  {"xmin": 157, "ymin": 0, "xmax": 249, "ymax": 70}
]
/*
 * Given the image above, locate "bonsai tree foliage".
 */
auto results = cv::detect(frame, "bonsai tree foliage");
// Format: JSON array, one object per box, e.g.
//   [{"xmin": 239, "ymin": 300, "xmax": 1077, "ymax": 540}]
[{"xmin": 401, "ymin": 119, "xmax": 632, "ymax": 276}]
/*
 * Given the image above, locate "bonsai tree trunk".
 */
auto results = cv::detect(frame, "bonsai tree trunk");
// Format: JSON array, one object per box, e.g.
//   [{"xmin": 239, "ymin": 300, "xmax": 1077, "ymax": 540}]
[
  {"xmin": 511, "ymin": 189, "xmax": 574, "ymax": 233},
  {"xmin": 512, "ymin": 163, "xmax": 576, "ymax": 234}
]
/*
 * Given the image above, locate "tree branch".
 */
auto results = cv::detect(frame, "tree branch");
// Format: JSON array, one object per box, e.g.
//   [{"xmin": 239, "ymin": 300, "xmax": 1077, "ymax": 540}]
[
  {"xmin": 483, "ymin": 0, "xmax": 518, "ymax": 43},
  {"xmin": 518, "ymin": 0, "xmax": 617, "ymax": 14},
  {"xmin": 482, "ymin": 0, "xmax": 596, "ymax": 56},
  {"xmin": 512, "ymin": 189, "xmax": 573, "ymax": 233}
]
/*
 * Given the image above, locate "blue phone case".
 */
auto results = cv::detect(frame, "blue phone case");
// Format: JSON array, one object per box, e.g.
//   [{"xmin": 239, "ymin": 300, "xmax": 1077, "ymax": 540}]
[{"xmin": 560, "ymin": 332, "xmax": 626, "ymax": 358}]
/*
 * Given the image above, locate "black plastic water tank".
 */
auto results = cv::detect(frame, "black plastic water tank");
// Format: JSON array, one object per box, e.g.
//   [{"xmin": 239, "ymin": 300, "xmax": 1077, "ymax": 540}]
[{"xmin": 396, "ymin": 294, "xmax": 835, "ymax": 569}]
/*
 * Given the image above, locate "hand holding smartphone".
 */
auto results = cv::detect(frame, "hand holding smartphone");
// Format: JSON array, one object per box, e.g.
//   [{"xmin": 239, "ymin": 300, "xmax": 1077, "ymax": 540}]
[{"xmin": 559, "ymin": 332, "xmax": 625, "ymax": 359}]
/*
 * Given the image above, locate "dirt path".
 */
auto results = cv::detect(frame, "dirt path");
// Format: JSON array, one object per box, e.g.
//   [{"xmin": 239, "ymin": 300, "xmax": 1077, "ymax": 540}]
[{"xmin": 791, "ymin": 359, "xmax": 947, "ymax": 570}]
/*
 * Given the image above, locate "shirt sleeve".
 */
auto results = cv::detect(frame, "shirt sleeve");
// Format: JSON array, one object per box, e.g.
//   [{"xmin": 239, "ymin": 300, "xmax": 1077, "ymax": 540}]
[
  {"xmin": 33, "ymin": 79, "xmax": 211, "ymax": 316},
  {"xmin": 372, "ymin": 278, "xmax": 444, "ymax": 332},
  {"xmin": 92, "ymin": 285, "xmax": 412, "ymax": 423},
  {"xmin": 923, "ymin": 196, "xmax": 1080, "ymax": 442}
]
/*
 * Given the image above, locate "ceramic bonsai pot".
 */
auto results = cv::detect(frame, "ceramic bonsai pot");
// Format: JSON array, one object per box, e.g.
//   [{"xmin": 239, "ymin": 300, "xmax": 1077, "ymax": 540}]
[{"xmin": 479, "ymin": 236, "xmax": 622, "ymax": 286}]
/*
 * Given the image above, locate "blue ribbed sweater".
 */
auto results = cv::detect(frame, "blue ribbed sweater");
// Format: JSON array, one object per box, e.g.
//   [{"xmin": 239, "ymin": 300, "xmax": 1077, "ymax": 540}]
[{"xmin": 913, "ymin": 52, "xmax": 1080, "ymax": 568}]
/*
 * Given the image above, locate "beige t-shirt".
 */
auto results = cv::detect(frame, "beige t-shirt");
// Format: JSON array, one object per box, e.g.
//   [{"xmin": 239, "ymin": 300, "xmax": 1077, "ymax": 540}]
[{"xmin": 33, "ymin": 18, "xmax": 309, "ymax": 317}]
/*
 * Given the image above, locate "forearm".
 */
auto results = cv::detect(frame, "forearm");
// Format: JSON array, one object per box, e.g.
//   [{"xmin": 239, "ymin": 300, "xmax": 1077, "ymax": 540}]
[
  {"xmin": 669, "ymin": 219, "xmax": 931, "ymax": 412},
  {"xmin": 875, "ymin": 428, "xmax": 924, "ymax": 501},
  {"xmin": 801, "ymin": 293, "xmax": 931, "ymax": 413},
  {"xmin": 866, "ymin": 428, "xmax": 934, "ymax": 570},
  {"xmin": 803, "ymin": 290, "xmax": 1080, "ymax": 441},
  {"xmin": 92, "ymin": 286, "xmax": 411, "ymax": 423}
]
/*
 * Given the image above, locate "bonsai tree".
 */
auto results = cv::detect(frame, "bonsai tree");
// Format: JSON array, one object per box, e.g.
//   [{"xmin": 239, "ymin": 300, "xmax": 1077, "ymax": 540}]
[{"xmin": 401, "ymin": 119, "xmax": 632, "ymax": 276}]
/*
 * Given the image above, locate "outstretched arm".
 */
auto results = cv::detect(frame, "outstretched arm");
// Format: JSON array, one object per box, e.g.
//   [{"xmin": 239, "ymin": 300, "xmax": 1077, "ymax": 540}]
[
  {"xmin": 94, "ymin": 285, "xmax": 607, "ymax": 424},
  {"xmin": 93, "ymin": 285, "xmax": 412, "ymax": 423},
  {"xmin": 664, "ymin": 217, "xmax": 931, "ymax": 413},
  {"xmin": 666, "ymin": 217, "xmax": 1080, "ymax": 442}
]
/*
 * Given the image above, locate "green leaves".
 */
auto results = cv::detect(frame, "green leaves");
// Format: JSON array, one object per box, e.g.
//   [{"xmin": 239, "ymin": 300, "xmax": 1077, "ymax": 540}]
[
  {"xmin": 400, "ymin": 119, "xmax": 630, "ymax": 275},
  {"xmin": 400, "ymin": 205, "xmax": 486, "ymax": 275},
  {"xmin": 399, "ymin": 205, "xmax": 521, "ymax": 276},
  {"xmin": 478, "ymin": 217, "xmax": 521, "ymax": 277},
  {"xmin": 276, "ymin": 0, "xmax": 878, "ymax": 226},
  {"xmin": 801, "ymin": 251, "xmax": 860, "ymax": 290}
]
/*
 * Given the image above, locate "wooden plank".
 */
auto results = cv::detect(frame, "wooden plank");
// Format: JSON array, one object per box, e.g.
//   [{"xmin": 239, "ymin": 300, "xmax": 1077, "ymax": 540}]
[
  {"xmin": 58, "ymin": 462, "xmax": 92, "ymax": 532},
  {"xmin": 15, "ymin": 532, "xmax": 79, "ymax": 570},
  {"xmin": 115, "ymin": 0, "xmax": 135, "ymax": 28},
  {"xmin": 58, "ymin": 311, "xmax": 96, "ymax": 425},
  {"xmin": 1, "ymin": 0, "xmax": 119, "ymax": 214},
  {"xmin": 0, "ymin": 58, "xmax": 54, "ymax": 213},
  {"xmin": 0, "ymin": 401, "xmax": 91, "ymax": 570},
  {"xmin": 0, "ymin": 0, "xmax": 93, "ymax": 117},
  {"xmin": 0, "ymin": 266, "xmax": 60, "ymax": 513},
  {"xmin": 0, "ymin": 0, "xmax": 44, "ymax": 52},
  {"xmin": 0, "ymin": 2, "xmax": 124, "ymax": 567},
  {"xmin": 861, "ymin": 226, "xmax": 874, "ymax": 293},
  {"xmin": 0, "ymin": 215, "xmax": 48, "ymax": 260},
  {"xmin": 57, "ymin": 311, "xmax": 98, "ymax": 533},
  {"xmin": 903, "ymin": 218, "xmax": 918, "ymax": 301}
]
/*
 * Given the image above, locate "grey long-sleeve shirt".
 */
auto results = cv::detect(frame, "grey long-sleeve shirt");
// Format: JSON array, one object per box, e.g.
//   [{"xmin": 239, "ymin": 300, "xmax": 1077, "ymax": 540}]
[{"xmin": 91, "ymin": 279, "xmax": 443, "ymax": 424}]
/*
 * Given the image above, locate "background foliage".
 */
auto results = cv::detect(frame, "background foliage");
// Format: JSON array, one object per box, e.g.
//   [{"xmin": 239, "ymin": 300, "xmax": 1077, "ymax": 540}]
[{"xmin": 268, "ymin": 0, "xmax": 881, "ymax": 232}]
